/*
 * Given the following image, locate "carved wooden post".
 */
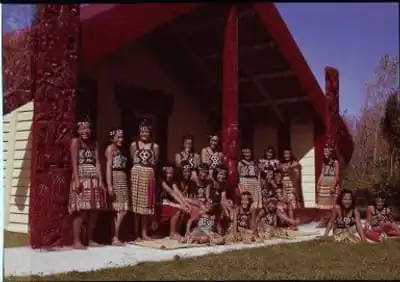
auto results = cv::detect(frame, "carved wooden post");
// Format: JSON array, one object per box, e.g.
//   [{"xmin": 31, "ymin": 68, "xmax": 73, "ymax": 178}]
[
  {"xmin": 29, "ymin": 4, "xmax": 79, "ymax": 248},
  {"xmin": 221, "ymin": 7, "xmax": 239, "ymax": 201},
  {"xmin": 325, "ymin": 67, "xmax": 340, "ymax": 151}
]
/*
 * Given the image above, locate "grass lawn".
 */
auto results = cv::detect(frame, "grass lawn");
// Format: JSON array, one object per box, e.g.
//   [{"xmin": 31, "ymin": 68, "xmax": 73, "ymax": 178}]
[
  {"xmin": 4, "ymin": 230, "xmax": 29, "ymax": 248},
  {"xmin": 5, "ymin": 239, "xmax": 400, "ymax": 281}
]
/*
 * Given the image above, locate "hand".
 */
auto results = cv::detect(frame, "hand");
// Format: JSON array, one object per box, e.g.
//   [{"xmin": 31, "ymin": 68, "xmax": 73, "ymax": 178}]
[
  {"xmin": 180, "ymin": 203, "xmax": 190, "ymax": 213},
  {"xmin": 108, "ymin": 187, "xmax": 114, "ymax": 196},
  {"xmin": 293, "ymin": 218, "xmax": 300, "ymax": 226}
]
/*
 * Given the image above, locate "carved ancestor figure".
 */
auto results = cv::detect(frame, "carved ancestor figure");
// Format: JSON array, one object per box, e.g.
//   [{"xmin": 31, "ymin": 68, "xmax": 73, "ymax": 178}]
[
  {"xmin": 130, "ymin": 120, "xmax": 159, "ymax": 241},
  {"xmin": 175, "ymin": 134, "xmax": 200, "ymax": 178},
  {"xmin": 317, "ymin": 144, "xmax": 340, "ymax": 210},
  {"xmin": 201, "ymin": 134, "xmax": 223, "ymax": 176},
  {"xmin": 105, "ymin": 128, "xmax": 129, "ymax": 246},
  {"xmin": 238, "ymin": 147, "xmax": 262, "ymax": 210},
  {"xmin": 69, "ymin": 121, "xmax": 106, "ymax": 249}
]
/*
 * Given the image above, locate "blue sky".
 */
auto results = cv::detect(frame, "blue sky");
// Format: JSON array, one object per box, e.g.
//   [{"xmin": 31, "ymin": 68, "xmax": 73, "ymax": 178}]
[{"xmin": 2, "ymin": 4, "xmax": 399, "ymax": 115}]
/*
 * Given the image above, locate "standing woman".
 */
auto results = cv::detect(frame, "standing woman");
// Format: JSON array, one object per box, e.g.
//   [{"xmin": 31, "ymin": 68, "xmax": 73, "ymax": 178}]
[
  {"xmin": 238, "ymin": 147, "xmax": 262, "ymax": 210},
  {"xmin": 259, "ymin": 146, "xmax": 280, "ymax": 182},
  {"xmin": 201, "ymin": 134, "xmax": 223, "ymax": 176},
  {"xmin": 317, "ymin": 144, "xmax": 340, "ymax": 210},
  {"xmin": 105, "ymin": 128, "xmax": 129, "ymax": 246},
  {"xmin": 130, "ymin": 120, "xmax": 159, "ymax": 241},
  {"xmin": 69, "ymin": 120, "xmax": 106, "ymax": 249},
  {"xmin": 280, "ymin": 148, "xmax": 302, "ymax": 215},
  {"xmin": 175, "ymin": 134, "xmax": 200, "ymax": 177}
]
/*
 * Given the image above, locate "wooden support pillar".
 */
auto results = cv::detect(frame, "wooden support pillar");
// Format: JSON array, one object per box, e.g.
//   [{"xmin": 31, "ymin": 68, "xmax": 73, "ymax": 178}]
[
  {"xmin": 325, "ymin": 67, "xmax": 340, "ymax": 150},
  {"xmin": 221, "ymin": 7, "xmax": 239, "ymax": 201},
  {"xmin": 29, "ymin": 4, "xmax": 80, "ymax": 248}
]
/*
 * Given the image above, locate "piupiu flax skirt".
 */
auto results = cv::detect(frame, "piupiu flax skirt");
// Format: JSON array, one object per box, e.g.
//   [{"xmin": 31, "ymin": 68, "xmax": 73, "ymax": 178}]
[
  {"xmin": 69, "ymin": 164, "xmax": 106, "ymax": 213},
  {"xmin": 238, "ymin": 177, "xmax": 262, "ymax": 209},
  {"xmin": 282, "ymin": 174, "xmax": 296, "ymax": 209},
  {"xmin": 111, "ymin": 170, "xmax": 129, "ymax": 211},
  {"xmin": 317, "ymin": 175, "xmax": 337, "ymax": 210},
  {"xmin": 333, "ymin": 226, "xmax": 360, "ymax": 243},
  {"xmin": 257, "ymin": 223, "xmax": 296, "ymax": 240},
  {"xmin": 131, "ymin": 165, "xmax": 155, "ymax": 215},
  {"xmin": 225, "ymin": 226, "xmax": 256, "ymax": 244}
]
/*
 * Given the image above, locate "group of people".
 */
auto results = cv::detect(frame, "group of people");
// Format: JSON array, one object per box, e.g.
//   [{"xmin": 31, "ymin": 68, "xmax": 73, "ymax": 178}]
[{"xmin": 69, "ymin": 119, "xmax": 399, "ymax": 249}]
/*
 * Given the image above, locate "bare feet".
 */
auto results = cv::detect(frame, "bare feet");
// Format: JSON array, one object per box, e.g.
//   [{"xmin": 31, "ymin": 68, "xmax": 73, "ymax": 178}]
[
  {"xmin": 141, "ymin": 234, "xmax": 152, "ymax": 241},
  {"xmin": 112, "ymin": 237, "xmax": 125, "ymax": 246},
  {"xmin": 88, "ymin": 240, "xmax": 103, "ymax": 247},
  {"xmin": 72, "ymin": 242, "xmax": 86, "ymax": 250},
  {"xmin": 170, "ymin": 233, "xmax": 182, "ymax": 240}
]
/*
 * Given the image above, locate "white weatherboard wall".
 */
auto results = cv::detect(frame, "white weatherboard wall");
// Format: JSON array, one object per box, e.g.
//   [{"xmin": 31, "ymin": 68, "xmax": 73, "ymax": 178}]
[
  {"xmin": 290, "ymin": 121, "xmax": 316, "ymax": 208},
  {"xmin": 3, "ymin": 102, "xmax": 33, "ymax": 233}
]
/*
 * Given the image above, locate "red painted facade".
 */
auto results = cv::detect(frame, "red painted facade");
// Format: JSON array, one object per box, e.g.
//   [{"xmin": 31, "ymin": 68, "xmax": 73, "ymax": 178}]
[{"xmin": 3, "ymin": 3, "xmax": 354, "ymax": 248}]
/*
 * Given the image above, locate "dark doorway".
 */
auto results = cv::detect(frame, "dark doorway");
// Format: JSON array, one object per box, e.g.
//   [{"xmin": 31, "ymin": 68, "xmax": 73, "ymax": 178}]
[{"xmin": 114, "ymin": 87, "xmax": 173, "ymax": 167}]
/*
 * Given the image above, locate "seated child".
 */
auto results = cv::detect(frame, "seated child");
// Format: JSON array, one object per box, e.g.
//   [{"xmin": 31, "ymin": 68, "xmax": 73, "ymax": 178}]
[
  {"xmin": 181, "ymin": 201, "xmax": 225, "ymax": 245},
  {"xmin": 210, "ymin": 165, "xmax": 234, "ymax": 219},
  {"xmin": 225, "ymin": 191, "xmax": 257, "ymax": 244},
  {"xmin": 364, "ymin": 192, "xmax": 400, "ymax": 242},
  {"xmin": 160, "ymin": 164, "xmax": 193, "ymax": 239}
]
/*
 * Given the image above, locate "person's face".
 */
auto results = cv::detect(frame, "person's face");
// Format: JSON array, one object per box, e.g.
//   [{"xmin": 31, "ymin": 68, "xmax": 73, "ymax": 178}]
[
  {"xmin": 183, "ymin": 138, "xmax": 193, "ymax": 151},
  {"xmin": 209, "ymin": 136, "xmax": 219, "ymax": 149},
  {"xmin": 283, "ymin": 150, "xmax": 292, "ymax": 161},
  {"xmin": 375, "ymin": 198, "xmax": 385, "ymax": 210},
  {"xmin": 266, "ymin": 149, "xmax": 274, "ymax": 159},
  {"xmin": 341, "ymin": 193, "xmax": 353, "ymax": 209},
  {"xmin": 267, "ymin": 200, "xmax": 276, "ymax": 211},
  {"xmin": 242, "ymin": 149, "xmax": 252, "ymax": 160},
  {"xmin": 78, "ymin": 124, "xmax": 91, "ymax": 140},
  {"xmin": 165, "ymin": 168, "xmax": 174, "ymax": 181},
  {"xmin": 198, "ymin": 169, "xmax": 209, "ymax": 180},
  {"xmin": 216, "ymin": 170, "xmax": 228, "ymax": 183},
  {"xmin": 182, "ymin": 167, "xmax": 191, "ymax": 180},
  {"xmin": 113, "ymin": 131, "xmax": 124, "ymax": 147},
  {"xmin": 139, "ymin": 126, "xmax": 151, "ymax": 141},
  {"xmin": 324, "ymin": 147, "xmax": 332, "ymax": 158},
  {"xmin": 241, "ymin": 194, "xmax": 251, "ymax": 209}
]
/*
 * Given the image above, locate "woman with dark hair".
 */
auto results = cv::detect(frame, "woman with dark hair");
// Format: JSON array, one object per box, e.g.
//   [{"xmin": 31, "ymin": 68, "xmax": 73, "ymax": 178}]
[
  {"xmin": 69, "ymin": 120, "xmax": 106, "ymax": 249},
  {"xmin": 238, "ymin": 147, "xmax": 262, "ymax": 210},
  {"xmin": 280, "ymin": 148, "xmax": 302, "ymax": 215},
  {"xmin": 130, "ymin": 119, "xmax": 159, "ymax": 241},
  {"xmin": 201, "ymin": 133, "xmax": 223, "ymax": 176},
  {"xmin": 159, "ymin": 163, "xmax": 191, "ymax": 240},
  {"xmin": 364, "ymin": 192, "xmax": 400, "ymax": 242},
  {"xmin": 323, "ymin": 189, "xmax": 367, "ymax": 243},
  {"xmin": 175, "ymin": 134, "xmax": 200, "ymax": 175},
  {"xmin": 105, "ymin": 128, "xmax": 129, "ymax": 246},
  {"xmin": 259, "ymin": 146, "xmax": 280, "ymax": 180},
  {"xmin": 317, "ymin": 144, "xmax": 340, "ymax": 210},
  {"xmin": 210, "ymin": 164, "xmax": 233, "ymax": 218}
]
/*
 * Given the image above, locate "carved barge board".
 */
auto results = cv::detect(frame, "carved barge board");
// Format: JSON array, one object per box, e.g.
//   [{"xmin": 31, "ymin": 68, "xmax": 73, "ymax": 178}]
[{"xmin": 29, "ymin": 4, "xmax": 79, "ymax": 248}]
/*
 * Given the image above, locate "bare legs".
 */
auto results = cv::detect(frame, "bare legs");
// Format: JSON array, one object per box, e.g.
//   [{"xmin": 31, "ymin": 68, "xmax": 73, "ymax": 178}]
[
  {"xmin": 170, "ymin": 211, "xmax": 183, "ymax": 239},
  {"xmin": 112, "ymin": 211, "xmax": 128, "ymax": 245},
  {"xmin": 134, "ymin": 214, "xmax": 153, "ymax": 241},
  {"xmin": 72, "ymin": 211, "xmax": 85, "ymax": 249},
  {"xmin": 88, "ymin": 210, "xmax": 102, "ymax": 247}
]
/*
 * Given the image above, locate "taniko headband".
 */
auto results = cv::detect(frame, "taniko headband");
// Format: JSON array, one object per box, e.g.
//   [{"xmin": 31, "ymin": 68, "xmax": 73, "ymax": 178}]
[
  {"xmin": 77, "ymin": 121, "xmax": 91, "ymax": 127},
  {"xmin": 109, "ymin": 129, "xmax": 124, "ymax": 137}
]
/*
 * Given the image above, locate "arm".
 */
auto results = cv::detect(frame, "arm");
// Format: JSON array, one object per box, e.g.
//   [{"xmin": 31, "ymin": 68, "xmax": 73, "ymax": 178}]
[
  {"xmin": 195, "ymin": 153, "xmax": 201, "ymax": 166},
  {"xmin": 70, "ymin": 139, "xmax": 79, "ymax": 186},
  {"xmin": 276, "ymin": 207, "xmax": 297, "ymax": 226},
  {"xmin": 130, "ymin": 142, "xmax": 137, "ymax": 160},
  {"xmin": 317, "ymin": 165, "xmax": 324, "ymax": 188},
  {"xmin": 153, "ymin": 143, "xmax": 160, "ymax": 165},
  {"xmin": 232, "ymin": 208, "xmax": 238, "ymax": 233},
  {"xmin": 200, "ymin": 148, "xmax": 207, "ymax": 164},
  {"xmin": 323, "ymin": 206, "xmax": 337, "ymax": 236},
  {"xmin": 205, "ymin": 183, "xmax": 211, "ymax": 200},
  {"xmin": 273, "ymin": 215, "xmax": 277, "ymax": 227},
  {"xmin": 354, "ymin": 209, "xmax": 366, "ymax": 241},
  {"xmin": 175, "ymin": 153, "xmax": 182, "ymax": 168},
  {"xmin": 162, "ymin": 182, "xmax": 185, "ymax": 206},
  {"xmin": 185, "ymin": 218, "xmax": 195, "ymax": 235},
  {"xmin": 387, "ymin": 208, "xmax": 400, "ymax": 233},
  {"xmin": 172, "ymin": 183, "xmax": 189, "ymax": 207},
  {"xmin": 334, "ymin": 160, "xmax": 340, "ymax": 187},
  {"xmin": 105, "ymin": 146, "xmax": 114, "ymax": 194},
  {"xmin": 95, "ymin": 143, "xmax": 104, "ymax": 187},
  {"xmin": 255, "ymin": 209, "xmax": 264, "ymax": 227},
  {"xmin": 252, "ymin": 209, "xmax": 261, "ymax": 232},
  {"xmin": 365, "ymin": 206, "xmax": 373, "ymax": 229}
]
